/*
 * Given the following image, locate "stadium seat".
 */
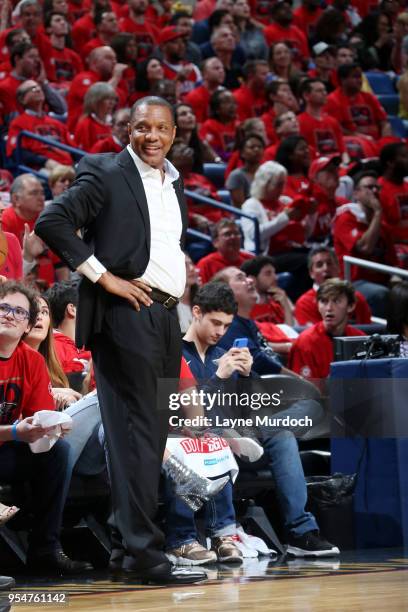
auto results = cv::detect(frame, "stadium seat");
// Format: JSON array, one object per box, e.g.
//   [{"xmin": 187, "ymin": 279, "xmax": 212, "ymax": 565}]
[
  {"xmin": 377, "ymin": 94, "xmax": 400, "ymax": 116},
  {"xmin": 203, "ymin": 163, "xmax": 226, "ymax": 189},
  {"xmin": 217, "ymin": 189, "xmax": 231, "ymax": 205},
  {"xmin": 388, "ymin": 115, "xmax": 408, "ymax": 138},
  {"xmin": 365, "ymin": 71, "xmax": 396, "ymax": 95}
]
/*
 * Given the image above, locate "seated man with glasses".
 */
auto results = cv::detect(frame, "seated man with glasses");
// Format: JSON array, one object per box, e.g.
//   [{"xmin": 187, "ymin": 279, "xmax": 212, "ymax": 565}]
[
  {"xmin": 196, "ymin": 219, "xmax": 253, "ymax": 284},
  {"xmin": 0, "ymin": 281, "xmax": 91, "ymax": 574}
]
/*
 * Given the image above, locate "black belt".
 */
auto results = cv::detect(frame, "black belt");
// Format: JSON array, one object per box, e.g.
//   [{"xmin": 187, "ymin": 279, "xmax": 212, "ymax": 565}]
[{"xmin": 150, "ymin": 288, "xmax": 179, "ymax": 309}]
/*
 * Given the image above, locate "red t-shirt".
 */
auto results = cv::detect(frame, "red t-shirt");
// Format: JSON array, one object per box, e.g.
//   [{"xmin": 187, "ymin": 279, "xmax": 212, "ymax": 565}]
[
  {"xmin": 0, "ymin": 232, "xmax": 23, "ymax": 280},
  {"xmin": 298, "ymin": 111, "xmax": 345, "ymax": 155},
  {"xmin": 1, "ymin": 208, "xmax": 62, "ymax": 286},
  {"xmin": 263, "ymin": 23, "xmax": 309, "ymax": 66},
  {"xmin": 378, "ymin": 176, "xmax": 408, "ymax": 242},
  {"xmin": 162, "ymin": 61, "xmax": 201, "ymax": 97},
  {"xmin": 118, "ymin": 18, "xmax": 159, "ymax": 60},
  {"xmin": 74, "ymin": 115, "xmax": 112, "ymax": 152},
  {"xmin": 250, "ymin": 300, "xmax": 285, "ymax": 325},
  {"xmin": 0, "ymin": 342, "xmax": 54, "ymax": 427},
  {"xmin": 196, "ymin": 250, "xmax": 254, "ymax": 284},
  {"xmin": 50, "ymin": 46, "xmax": 83, "ymax": 83},
  {"xmin": 289, "ymin": 321, "xmax": 366, "ymax": 379},
  {"xmin": 325, "ymin": 88, "xmax": 387, "ymax": 140},
  {"xmin": 185, "ymin": 85, "xmax": 211, "ymax": 124},
  {"xmin": 7, "ymin": 112, "xmax": 74, "ymax": 166},
  {"xmin": 71, "ymin": 14, "xmax": 95, "ymax": 53},
  {"xmin": 0, "ymin": 73, "xmax": 24, "ymax": 118},
  {"xmin": 233, "ymin": 85, "xmax": 268, "ymax": 122},
  {"xmin": 333, "ymin": 205, "xmax": 397, "ymax": 283},
  {"xmin": 294, "ymin": 287, "xmax": 372, "ymax": 326},
  {"xmin": 292, "ymin": 5, "xmax": 323, "ymax": 36},
  {"xmin": 183, "ymin": 172, "xmax": 226, "ymax": 223},
  {"xmin": 199, "ymin": 119, "xmax": 238, "ymax": 161},
  {"xmin": 260, "ymin": 108, "xmax": 277, "ymax": 144},
  {"xmin": 90, "ymin": 136, "xmax": 123, "ymax": 154},
  {"xmin": 53, "ymin": 330, "xmax": 92, "ymax": 374}
]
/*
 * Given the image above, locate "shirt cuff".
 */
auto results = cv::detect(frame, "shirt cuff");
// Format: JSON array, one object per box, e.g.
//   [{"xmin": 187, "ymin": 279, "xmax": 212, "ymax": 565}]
[
  {"xmin": 23, "ymin": 258, "xmax": 37, "ymax": 276},
  {"xmin": 77, "ymin": 255, "xmax": 107, "ymax": 283}
]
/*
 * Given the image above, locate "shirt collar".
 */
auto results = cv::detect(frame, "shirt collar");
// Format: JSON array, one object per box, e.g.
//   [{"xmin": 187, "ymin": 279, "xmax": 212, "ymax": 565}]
[{"xmin": 126, "ymin": 144, "xmax": 179, "ymax": 182}]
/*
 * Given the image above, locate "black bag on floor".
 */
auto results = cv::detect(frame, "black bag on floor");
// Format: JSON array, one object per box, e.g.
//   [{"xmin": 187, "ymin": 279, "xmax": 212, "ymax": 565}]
[{"xmin": 306, "ymin": 473, "xmax": 356, "ymax": 550}]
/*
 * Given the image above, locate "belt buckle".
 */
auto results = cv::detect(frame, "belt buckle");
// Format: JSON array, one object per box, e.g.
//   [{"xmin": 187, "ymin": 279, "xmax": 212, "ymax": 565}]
[{"xmin": 163, "ymin": 296, "xmax": 177, "ymax": 309}]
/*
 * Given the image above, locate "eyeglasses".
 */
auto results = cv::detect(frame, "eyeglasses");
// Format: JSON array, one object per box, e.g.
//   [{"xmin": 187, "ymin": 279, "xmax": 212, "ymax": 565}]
[
  {"xmin": 0, "ymin": 303, "xmax": 30, "ymax": 322},
  {"xmin": 20, "ymin": 85, "xmax": 41, "ymax": 97},
  {"xmin": 219, "ymin": 231, "xmax": 241, "ymax": 238},
  {"xmin": 363, "ymin": 184, "xmax": 381, "ymax": 191}
]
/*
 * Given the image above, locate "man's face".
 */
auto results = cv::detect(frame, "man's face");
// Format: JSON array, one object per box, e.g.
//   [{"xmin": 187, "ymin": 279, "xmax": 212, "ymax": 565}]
[
  {"xmin": 193, "ymin": 307, "xmax": 234, "ymax": 345},
  {"xmin": 225, "ymin": 268, "xmax": 257, "ymax": 309},
  {"xmin": 163, "ymin": 37, "xmax": 186, "ymax": 62},
  {"xmin": 310, "ymin": 252, "xmax": 339, "ymax": 285},
  {"xmin": 12, "ymin": 176, "xmax": 45, "ymax": 218},
  {"xmin": 336, "ymin": 47, "xmax": 354, "ymax": 65},
  {"xmin": 343, "ymin": 69, "xmax": 363, "ymax": 94},
  {"xmin": 213, "ymin": 26, "xmax": 236, "ymax": 52},
  {"xmin": 129, "ymin": 0, "xmax": 148, "ymax": 13},
  {"xmin": 176, "ymin": 16, "xmax": 193, "ymax": 38},
  {"xmin": 19, "ymin": 80, "xmax": 45, "ymax": 108},
  {"xmin": 253, "ymin": 64, "xmax": 270, "ymax": 87},
  {"xmin": 204, "ymin": 58, "xmax": 225, "ymax": 85},
  {"xmin": 0, "ymin": 292, "xmax": 31, "ymax": 343},
  {"xmin": 113, "ymin": 110, "xmax": 130, "ymax": 144},
  {"xmin": 49, "ymin": 14, "xmax": 69, "ymax": 36},
  {"xmin": 128, "ymin": 104, "xmax": 176, "ymax": 169},
  {"xmin": 20, "ymin": 3, "xmax": 41, "ymax": 33},
  {"xmin": 318, "ymin": 293, "xmax": 354, "ymax": 334},
  {"xmin": 315, "ymin": 50, "xmax": 335, "ymax": 71},
  {"xmin": 20, "ymin": 48, "xmax": 41, "ymax": 78},
  {"xmin": 276, "ymin": 111, "xmax": 299, "ymax": 137},
  {"xmin": 307, "ymin": 82, "xmax": 327, "ymax": 107},
  {"xmin": 213, "ymin": 224, "xmax": 241, "ymax": 256},
  {"xmin": 254, "ymin": 263, "xmax": 277, "ymax": 292},
  {"xmin": 99, "ymin": 12, "xmax": 119, "ymax": 35},
  {"xmin": 354, "ymin": 176, "xmax": 381, "ymax": 205},
  {"xmin": 273, "ymin": 2, "xmax": 293, "ymax": 26},
  {"xmin": 94, "ymin": 48, "xmax": 117, "ymax": 78}
]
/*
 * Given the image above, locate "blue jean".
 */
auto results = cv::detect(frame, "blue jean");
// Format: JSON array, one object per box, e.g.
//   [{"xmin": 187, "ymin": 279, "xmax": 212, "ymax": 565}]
[
  {"xmin": 164, "ymin": 477, "xmax": 236, "ymax": 549},
  {"xmin": 65, "ymin": 392, "xmax": 105, "ymax": 476}
]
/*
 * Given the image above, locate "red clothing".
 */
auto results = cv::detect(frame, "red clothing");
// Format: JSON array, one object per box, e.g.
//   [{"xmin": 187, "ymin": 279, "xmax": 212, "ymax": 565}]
[
  {"xmin": 183, "ymin": 172, "xmax": 226, "ymax": 223},
  {"xmin": 233, "ymin": 85, "xmax": 268, "ymax": 121},
  {"xmin": 2, "ymin": 208, "xmax": 61, "ymax": 286},
  {"xmin": 196, "ymin": 250, "xmax": 254, "ymax": 284},
  {"xmin": 298, "ymin": 111, "xmax": 345, "ymax": 155},
  {"xmin": 0, "ymin": 342, "xmax": 54, "ymax": 428},
  {"xmin": 309, "ymin": 183, "xmax": 346, "ymax": 242},
  {"xmin": 49, "ymin": 46, "xmax": 83, "ymax": 83},
  {"xmin": 53, "ymin": 330, "xmax": 92, "ymax": 374},
  {"xmin": 250, "ymin": 300, "xmax": 285, "ymax": 325},
  {"xmin": 82, "ymin": 37, "xmax": 109, "ymax": 59},
  {"xmin": 118, "ymin": 18, "xmax": 159, "ymax": 60},
  {"xmin": 263, "ymin": 23, "xmax": 309, "ymax": 66},
  {"xmin": 67, "ymin": 70, "xmax": 127, "ymax": 132},
  {"xmin": 71, "ymin": 14, "xmax": 95, "ymax": 53},
  {"xmin": 179, "ymin": 356, "xmax": 196, "ymax": 391},
  {"xmin": 0, "ymin": 232, "xmax": 23, "ymax": 280},
  {"xmin": 293, "ymin": 5, "xmax": 323, "ymax": 36},
  {"xmin": 263, "ymin": 196, "xmax": 307, "ymax": 254},
  {"xmin": 325, "ymin": 88, "xmax": 387, "ymax": 141},
  {"xmin": 294, "ymin": 287, "xmax": 371, "ymax": 326},
  {"xmin": 74, "ymin": 115, "xmax": 112, "ymax": 152},
  {"xmin": 249, "ymin": 0, "xmax": 276, "ymax": 25},
  {"xmin": 378, "ymin": 177, "xmax": 408, "ymax": 243},
  {"xmin": 162, "ymin": 61, "xmax": 200, "ymax": 97},
  {"xmin": 184, "ymin": 85, "xmax": 211, "ymax": 124},
  {"xmin": 333, "ymin": 205, "xmax": 397, "ymax": 283},
  {"xmin": 90, "ymin": 135, "xmax": 123, "ymax": 154},
  {"xmin": 289, "ymin": 321, "xmax": 365, "ymax": 379},
  {"xmin": 0, "ymin": 73, "xmax": 25, "ymax": 118},
  {"xmin": 199, "ymin": 119, "xmax": 238, "ymax": 161},
  {"xmin": 261, "ymin": 108, "xmax": 277, "ymax": 144},
  {"xmin": 7, "ymin": 112, "xmax": 74, "ymax": 166},
  {"xmin": 145, "ymin": 5, "xmax": 172, "ymax": 28}
]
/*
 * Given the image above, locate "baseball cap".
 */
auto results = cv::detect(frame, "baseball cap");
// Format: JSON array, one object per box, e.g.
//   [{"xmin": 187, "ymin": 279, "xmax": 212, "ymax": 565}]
[
  {"xmin": 159, "ymin": 26, "xmax": 184, "ymax": 45},
  {"xmin": 309, "ymin": 154, "xmax": 341, "ymax": 180},
  {"xmin": 312, "ymin": 42, "xmax": 334, "ymax": 57}
]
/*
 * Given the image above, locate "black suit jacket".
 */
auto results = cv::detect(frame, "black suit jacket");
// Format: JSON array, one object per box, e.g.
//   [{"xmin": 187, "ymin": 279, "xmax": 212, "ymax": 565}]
[{"xmin": 35, "ymin": 148, "xmax": 188, "ymax": 348}]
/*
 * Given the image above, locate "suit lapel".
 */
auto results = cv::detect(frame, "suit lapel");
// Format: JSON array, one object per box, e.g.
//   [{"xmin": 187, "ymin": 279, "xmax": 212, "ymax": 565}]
[{"xmin": 116, "ymin": 148, "xmax": 151, "ymax": 252}]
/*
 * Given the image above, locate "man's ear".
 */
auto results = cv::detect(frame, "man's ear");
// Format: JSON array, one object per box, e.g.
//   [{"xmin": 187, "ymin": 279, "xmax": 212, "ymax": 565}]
[
  {"xmin": 347, "ymin": 302, "xmax": 356, "ymax": 316},
  {"xmin": 66, "ymin": 303, "xmax": 76, "ymax": 319},
  {"xmin": 192, "ymin": 305, "xmax": 202, "ymax": 319}
]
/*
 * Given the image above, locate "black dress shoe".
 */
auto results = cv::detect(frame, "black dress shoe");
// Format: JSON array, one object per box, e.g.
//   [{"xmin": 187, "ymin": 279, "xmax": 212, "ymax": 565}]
[
  {"xmin": 123, "ymin": 561, "xmax": 207, "ymax": 585},
  {"xmin": 0, "ymin": 576, "xmax": 15, "ymax": 591},
  {"xmin": 26, "ymin": 551, "xmax": 93, "ymax": 575}
]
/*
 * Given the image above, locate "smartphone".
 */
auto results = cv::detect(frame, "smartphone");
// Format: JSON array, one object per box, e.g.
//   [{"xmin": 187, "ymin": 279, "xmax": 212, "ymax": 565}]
[{"xmin": 233, "ymin": 338, "xmax": 248, "ymax": 348}]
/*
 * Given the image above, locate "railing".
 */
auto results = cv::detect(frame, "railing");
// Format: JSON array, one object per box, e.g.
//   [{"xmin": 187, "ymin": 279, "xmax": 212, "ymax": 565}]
[
  {"xmin": 15, "ymin": 131, "xmax": 85, "ymax": 167},
  {"xmin": 343, "ymin": 255, "xmax": 408, "ymax": 281},
  {"xmin": 184, "ymin": 189, "xmax": 261, "ymax": 255}
]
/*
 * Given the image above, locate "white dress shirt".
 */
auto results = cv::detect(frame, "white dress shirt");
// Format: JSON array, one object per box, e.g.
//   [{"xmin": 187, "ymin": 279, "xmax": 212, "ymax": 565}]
[{"xmin": 77, "ymin": 146, "xmax": 186, "ymax": 297}]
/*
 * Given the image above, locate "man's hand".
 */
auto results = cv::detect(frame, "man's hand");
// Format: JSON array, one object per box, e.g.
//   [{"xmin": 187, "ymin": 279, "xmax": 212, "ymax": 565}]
[
  {"xmin": 216, "ymin": 347, "xmax": 253, "ymax": 378},
  {"xmin": 23, "ymin": 223, "xmax": 46, "ymax": 262},
  {"xmin": 98, "ymin": 271, "xmax": 153, "ymax": 310},
  {"xmin": 16, "ymin": 417, "xmax": 52, "ymax": 443}
]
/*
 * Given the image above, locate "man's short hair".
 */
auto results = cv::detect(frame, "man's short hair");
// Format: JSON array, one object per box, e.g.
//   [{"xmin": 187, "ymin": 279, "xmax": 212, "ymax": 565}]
[
  {"xmin": 0, "ymin": 281, "xmax": 39, "ymax": 329},
  {"xmin": 379, "ymin": 142, "xmax": 407, "ymax": 169},
  {"xmin": 242, "ymin": 59, "xmax": 268, "ymax": 80},
  {"xmin": 241, "ymin": 255, "xmax": 275, "ymax": 277},
  {"xmin": 130, "ymin": 96, "xmax": 175, "ymax": 125},
  {"xmin": 337, "ymin": 62, "xmax": 360, "ymax": 81},
  {"xmin": 299, "ymin": 78, "xmax": 325, "ymax": 99},
  {"xmin": 44, "ymin": 11, "xmax": 66, "ymax": 28},
  {"xmin": 352, "ymin": 170, "xmax": 379, "ymax": 189},
  {"xmin": 45, "ymin": 280, "xmax": 79, "ymax": 327},
  {"xmin": 307, "ymin": 246, "xmax": 338, "ymax": 271},
  {"xmin": 10, "ymin": 41, "xmax": 35, "ymax": 67},
  {"xmin": 192, "ymin": 281, "xmax": 237, "ymax": 315},
  {"xmin": 317, "ymin": 278, "xmax": 356, "ymax": 305},
  {"xmin": 212, "ymin": 218, "xmax": 240, "ymax": 240},
  {"xmin": 265, "ymin": 79, "xmax": 289, "ymax": 97}
]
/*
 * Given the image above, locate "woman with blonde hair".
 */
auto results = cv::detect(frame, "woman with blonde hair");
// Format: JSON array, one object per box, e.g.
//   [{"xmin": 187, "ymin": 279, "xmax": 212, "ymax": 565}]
[
  {"xmin": 48, "ymin": 165, "xmax": 75, "ymax": 198},
  {"xmin": 74, "ymin": 82, "xmax": 117, "ymax": 152}
]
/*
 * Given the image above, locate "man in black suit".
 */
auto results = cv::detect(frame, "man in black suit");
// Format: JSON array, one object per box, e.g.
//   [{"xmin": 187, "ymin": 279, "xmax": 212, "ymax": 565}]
[{"xmin": 35, "ymin": 97, "xmax": 206, "ymax": 585}]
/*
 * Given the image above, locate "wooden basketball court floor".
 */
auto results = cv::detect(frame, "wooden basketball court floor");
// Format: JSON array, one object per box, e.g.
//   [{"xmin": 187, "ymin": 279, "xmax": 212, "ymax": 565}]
[{"xmin": 5, "ymin": 548, "xmax": 408, "ymax": 612}]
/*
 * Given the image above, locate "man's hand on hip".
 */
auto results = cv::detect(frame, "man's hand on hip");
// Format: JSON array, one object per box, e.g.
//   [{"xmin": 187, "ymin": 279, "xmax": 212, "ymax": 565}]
[{"xmin": 98, "ymin": 272, "xmax": 153, "ymax": 310}]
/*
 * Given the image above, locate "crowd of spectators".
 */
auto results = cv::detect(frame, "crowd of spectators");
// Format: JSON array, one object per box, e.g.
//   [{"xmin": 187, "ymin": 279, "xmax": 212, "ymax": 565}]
[{"xmin": 0, "ymin": 0, "xmax": 408, "ymax": 573}]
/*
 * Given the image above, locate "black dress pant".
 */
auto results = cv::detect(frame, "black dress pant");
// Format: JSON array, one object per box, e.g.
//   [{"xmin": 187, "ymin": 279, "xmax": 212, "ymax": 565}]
[{"xmin": 91, "ymin": 296, "xmax": 182, "ymax": 570}]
